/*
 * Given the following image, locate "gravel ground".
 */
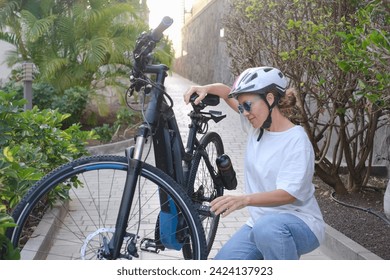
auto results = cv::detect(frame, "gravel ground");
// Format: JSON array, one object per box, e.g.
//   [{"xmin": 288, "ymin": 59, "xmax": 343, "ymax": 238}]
[{"xmin": 314, "ymin": 176, "xmax": 390, "ymax": 260}]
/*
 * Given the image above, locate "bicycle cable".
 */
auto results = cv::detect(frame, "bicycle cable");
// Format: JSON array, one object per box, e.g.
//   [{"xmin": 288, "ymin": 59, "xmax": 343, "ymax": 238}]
[{"xmin": 135, "ymin": 75, "xmax": 174, "ymax": 109}]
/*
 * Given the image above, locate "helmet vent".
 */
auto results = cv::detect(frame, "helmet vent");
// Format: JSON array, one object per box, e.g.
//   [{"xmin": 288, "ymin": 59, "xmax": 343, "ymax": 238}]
[{"xmin": 246, "ymin": 73, "xmax": 258, "ymax": 84}]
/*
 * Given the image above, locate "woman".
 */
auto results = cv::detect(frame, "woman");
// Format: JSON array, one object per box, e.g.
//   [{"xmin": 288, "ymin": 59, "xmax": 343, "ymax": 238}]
[{"xmin": 184, "ymin": 66, "xmax": 325, "ymax": 260}]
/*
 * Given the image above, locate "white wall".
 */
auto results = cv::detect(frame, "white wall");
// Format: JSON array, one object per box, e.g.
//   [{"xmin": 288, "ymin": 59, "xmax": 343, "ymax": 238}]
[{"xmin": 0, "ymin": 41, "xmax": 15, "ymax": 84}]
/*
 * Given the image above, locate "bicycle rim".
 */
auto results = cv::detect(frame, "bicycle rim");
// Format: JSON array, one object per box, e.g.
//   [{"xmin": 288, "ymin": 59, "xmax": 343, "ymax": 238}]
[
  {"xmin": 9, "ymin": 155, "xmax": 207, "ymax": 260},
  {"xmin": 188, "ymin": 132, "xmax": 224, "ymax": 254}
]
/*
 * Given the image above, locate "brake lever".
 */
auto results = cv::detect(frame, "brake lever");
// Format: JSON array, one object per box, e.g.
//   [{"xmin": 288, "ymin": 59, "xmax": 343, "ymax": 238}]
[{"xmin": 202, "ymin": 111, "xmax": 226, "ymax": 123}]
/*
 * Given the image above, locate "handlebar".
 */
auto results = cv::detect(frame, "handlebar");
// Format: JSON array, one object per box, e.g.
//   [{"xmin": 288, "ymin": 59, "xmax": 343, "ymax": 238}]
[
  {"xmin": 150, "ymin": 16, "xmax": 174, "ymax": 41},
  {"xmin": 132, "ymin": 16, "xmax": 174, "ymax": 74},
  {"xmin": 190, "ymin": 93, "xmax": 220, "ymax": 109},
  {"xmin": 128, "ymin": 17, "xmax": 226, "ymax": 130}
]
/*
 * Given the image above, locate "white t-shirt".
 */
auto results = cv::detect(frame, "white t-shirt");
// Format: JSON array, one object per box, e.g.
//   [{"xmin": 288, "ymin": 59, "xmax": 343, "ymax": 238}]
[{"xmin": 241, "ymin": 115, "xmax": 325, "ymax": 243}]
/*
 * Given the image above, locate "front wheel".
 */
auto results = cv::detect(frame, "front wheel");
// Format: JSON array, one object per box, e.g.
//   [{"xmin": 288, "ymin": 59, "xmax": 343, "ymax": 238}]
[
  {"xmin": 7, "ymin": 155, "xmax": 207, "ymax": 260},
  {"xmin": 188, "ymin": 132, "xmax": 224, "ymax": 255}
]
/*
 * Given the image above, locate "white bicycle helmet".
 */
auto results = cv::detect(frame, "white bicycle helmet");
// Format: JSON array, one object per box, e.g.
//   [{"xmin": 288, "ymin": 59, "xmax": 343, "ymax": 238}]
[
  {"xmin": 229, "ymin": 67, "xmax": 288, "ymax": 140},
  {"xmin": 228, "ymin": 66, "xmax": 287, "ymax": 99}
]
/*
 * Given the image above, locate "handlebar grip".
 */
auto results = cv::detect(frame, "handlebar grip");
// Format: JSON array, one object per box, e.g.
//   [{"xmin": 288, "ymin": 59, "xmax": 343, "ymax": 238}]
[
  {"xmin": 190, "ymin": 93, "xmax": 220, "ymax": 107},
  {"xmin": 150, "ymin": 16, "xmax": 174, "ymax": 42}
]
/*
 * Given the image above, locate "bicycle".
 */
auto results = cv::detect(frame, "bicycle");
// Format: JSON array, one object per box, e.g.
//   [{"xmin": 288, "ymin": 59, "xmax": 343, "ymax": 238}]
[{"xmin": 7, "ymin": 17, "xmax": 237, "ymax": 260}]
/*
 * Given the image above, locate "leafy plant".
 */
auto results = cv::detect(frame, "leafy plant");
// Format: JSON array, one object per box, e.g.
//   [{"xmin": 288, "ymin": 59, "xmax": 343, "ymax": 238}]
[
  {"xmin": 0, "ymin": 210, "xmax": 20, "ymax": 260},
  {"xmin": 0, "ymin": 0, "xmax": 174, "ymax": 128},
  {"xmin": 0, "ymin": 155, "xmax": 20, "ymax": 259},
  {"xmin": 1, "ymin": 82, "xmax": 90, "ymax": 128},
  {"xmin": 51, "ymin": 86, "xmax": 89, "ymax": 128},
  {"xmin": 0, "ymin": 0, "xmax": 146, "ymax": 92},
  {"xmin": 93, "ymin": 124, "xmax": 115, "ymax": 143},
  {"xmin": 0, "ymin": 90, "xmax": 97, "ymax": 210},
  {"xmin": 336, "ymin": 1, "xmax": 389, "ymax": 104}
]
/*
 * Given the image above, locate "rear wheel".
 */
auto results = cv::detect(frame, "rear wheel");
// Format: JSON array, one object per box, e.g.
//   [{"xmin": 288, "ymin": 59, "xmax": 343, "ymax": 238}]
[
  {"xmin": 188, "ymin": 132, "xmax": 224, "ymax": 254},
  {"xmin": 7, "ymin": 155, "xmax": 207, "ymax": 260}
]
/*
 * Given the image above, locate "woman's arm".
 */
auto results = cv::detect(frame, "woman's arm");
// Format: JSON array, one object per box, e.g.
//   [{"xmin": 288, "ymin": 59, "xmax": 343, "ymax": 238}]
[
  {"xmin": 210, "ymin": 190, "xmax": 296, "ymax": 217},
  {"xmin": 183, "ymin": 83, "xmax": 239, "ymax": 113}
]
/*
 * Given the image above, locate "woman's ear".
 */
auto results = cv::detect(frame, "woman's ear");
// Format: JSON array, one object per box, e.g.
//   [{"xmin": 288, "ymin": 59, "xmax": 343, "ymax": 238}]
[{"xmin": 266, "ymin": 92, "xmax": 275, "ymax": 105}]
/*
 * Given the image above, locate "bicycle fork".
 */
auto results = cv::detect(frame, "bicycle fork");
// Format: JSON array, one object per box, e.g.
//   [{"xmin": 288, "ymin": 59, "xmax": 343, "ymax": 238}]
[{"xmin": 108, "ymin": 125, "xmax": 149, "ymax": 259}]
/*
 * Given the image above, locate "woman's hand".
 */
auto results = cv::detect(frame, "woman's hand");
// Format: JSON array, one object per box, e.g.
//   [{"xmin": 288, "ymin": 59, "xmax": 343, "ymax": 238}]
[
  {"xmin": 210, "ymin": 195, "xmax": 249, "ymax": 217},
  {"xmin": 210, "ymin": 190, "xmax": 296, "ymax": 217},
  {"xmin": 183, "ymin": 85, "xmax": 209, "ymax": 105},
  {"xmin": 184, "ymin": 83, "xmax": 239, "ymax": 113}
]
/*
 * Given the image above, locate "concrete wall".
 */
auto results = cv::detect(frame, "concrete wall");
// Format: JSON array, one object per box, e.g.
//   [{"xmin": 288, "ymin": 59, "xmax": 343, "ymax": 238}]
[{"xmin": 173, "ymin": 0, "xmax": 234, "ymax": 85}]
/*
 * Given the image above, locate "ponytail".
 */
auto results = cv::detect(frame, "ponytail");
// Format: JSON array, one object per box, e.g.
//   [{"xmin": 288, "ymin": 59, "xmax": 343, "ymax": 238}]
[{"xmin": 277, "ymin": 88, "xmax": 300, "ymax": 123}]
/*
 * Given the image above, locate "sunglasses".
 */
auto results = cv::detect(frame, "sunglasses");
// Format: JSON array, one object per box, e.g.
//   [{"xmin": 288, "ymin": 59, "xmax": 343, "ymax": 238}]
[{"xmin": 238, "ymin": 98, "xmax": 261, "ymax": 114}]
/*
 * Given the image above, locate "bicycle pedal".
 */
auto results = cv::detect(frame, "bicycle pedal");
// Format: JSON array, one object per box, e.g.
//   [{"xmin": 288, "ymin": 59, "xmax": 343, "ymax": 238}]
[
  {"xmin": 198, "ymin": 204, "xmax": 215, "ymax": 217},
  {"xmin": 140, "ymin": 238, "xmax": 161, "ymax": 254}
]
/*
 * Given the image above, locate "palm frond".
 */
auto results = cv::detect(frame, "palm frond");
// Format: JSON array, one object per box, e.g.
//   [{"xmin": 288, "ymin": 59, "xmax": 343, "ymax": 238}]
[
  {"xmin": 40, "ymin": 57, "xmax": 69, "ymax": 80},
  {"xmin": 55, "ymin": 16, "xmax": 75, "ymax": 49},
  {"xmin": 0, "ymin": 31, "xmax": 17, "ymax": 45},
  {"xmin": 81, "ymin": 37, "xmax": 111, "ymax": 69},
  {"xmin": 0, "ymin": 1, "xmax": 20, "ymax": 27},
  {"xmin": 20, "ymin": 10, "xmax": 56, "ymax": 42},
  {"xmin": 2, "ymin": 48, "xmax": 20, "ymax": 67}
]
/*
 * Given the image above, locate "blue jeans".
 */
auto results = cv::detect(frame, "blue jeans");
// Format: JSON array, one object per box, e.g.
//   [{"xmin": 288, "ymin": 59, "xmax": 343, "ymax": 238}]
[{"xmin": 214, "ymin": 213, "xmax": 319, "ymax": 260}]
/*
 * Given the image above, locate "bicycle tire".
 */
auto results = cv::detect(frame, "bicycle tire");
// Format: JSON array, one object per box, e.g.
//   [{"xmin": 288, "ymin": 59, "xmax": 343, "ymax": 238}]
[
  {"xmin": 187, "ymin": 132, "xmax": 224, "ymax": 255},
  {"xmin": 8, "ymin": 155, "xmax": 207, "ymax": 260}
]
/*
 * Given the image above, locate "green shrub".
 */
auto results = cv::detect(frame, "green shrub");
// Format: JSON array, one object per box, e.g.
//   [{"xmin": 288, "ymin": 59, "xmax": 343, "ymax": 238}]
[
  {"xmin": 33, "ymin": 85, "xmax": 89, "ymax": 128},
  {"xmin": 0, "ymin": 209, "xmax": 20, "ymax": 260},
  {"xmin": 32, "ymin": 83, "xmax": 58, "ymax": 109},
  {"xmin": 0, "ymin": 91, "xmax": 97, "ymax": 211},
  {"xmin": 92, "ymin": 107, "xmax": 142, "ymax": 143},
  {"xmin": 93, "ymin": 124, "xmax": 115, "ymax": 143},
  {"xmin": 1, "ymin": 82, "xmax": 89, "ymax": 128},
  {"xmin": 114, "ymin": 107, "xmax": 141, "ymax": 128},
  {"xmin": 51, "ymin": 87, "xmax": 89, "ymax": 128},
  {"xmin": 0, "ymin": 149, "xmax": 20, "ymax": 259}
]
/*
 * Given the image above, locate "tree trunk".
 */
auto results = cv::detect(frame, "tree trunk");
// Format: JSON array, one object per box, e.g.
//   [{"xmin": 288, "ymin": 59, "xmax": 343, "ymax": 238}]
[
  {"xmin": 315, "ymin": 165, "xmax": 348, "ymax": 194},
  {"xmin": 348, "ymin": 172, "xmax": 364, "ymax": 193}
]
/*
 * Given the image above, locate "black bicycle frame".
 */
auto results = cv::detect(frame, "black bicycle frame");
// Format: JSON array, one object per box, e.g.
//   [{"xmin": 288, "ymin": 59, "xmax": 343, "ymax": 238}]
[
  {"xmin": 109, "ymin": 53, "xmax": 226, "ymax": 257},
  {"xmin": 109, "ymin": 64, "xmax": 197, "ymax": 258}
]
